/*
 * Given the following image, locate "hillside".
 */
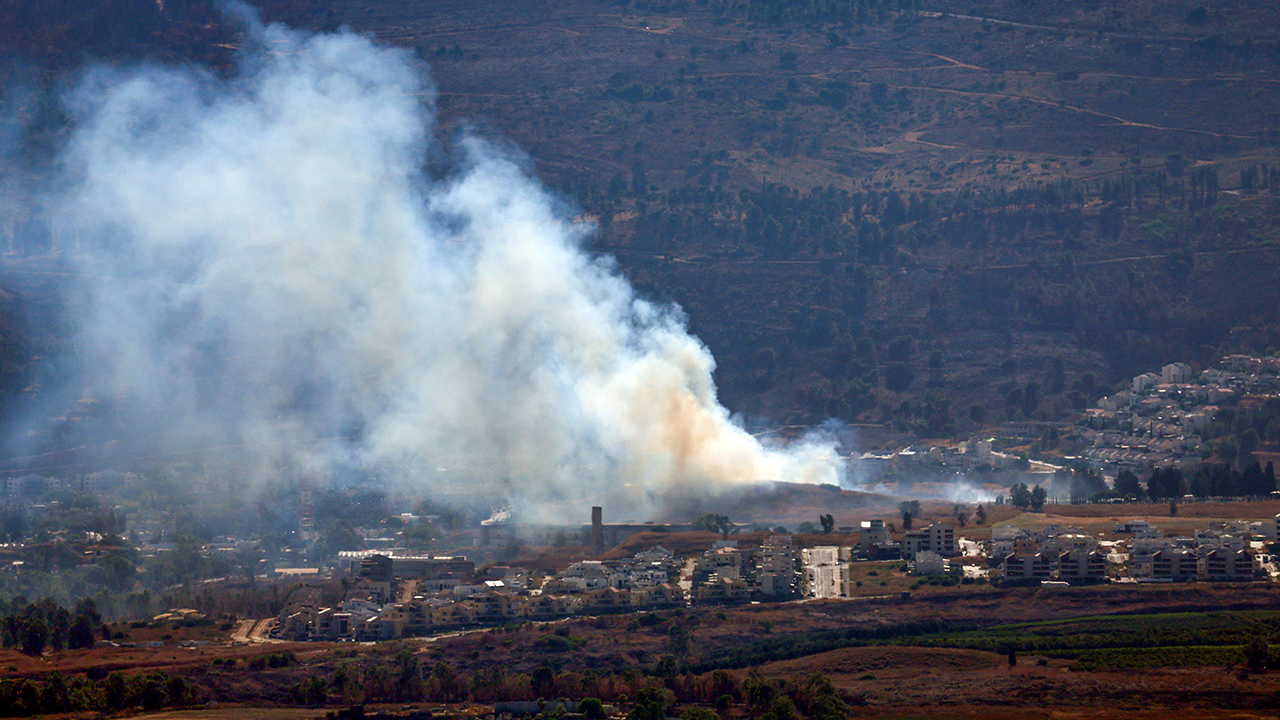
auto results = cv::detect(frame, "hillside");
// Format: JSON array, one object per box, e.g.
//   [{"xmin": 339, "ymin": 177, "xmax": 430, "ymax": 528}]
[
  {"xmin": 321, "ymin": 0, "xmax": 1280, "ymax": 437},
  {"xmin": 0, "ymin": 0, "xmax": 1278, "ymax": 451}
]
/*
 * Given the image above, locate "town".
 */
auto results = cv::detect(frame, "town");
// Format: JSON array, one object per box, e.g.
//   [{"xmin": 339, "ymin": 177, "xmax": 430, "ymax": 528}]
[
  {"xmin": 264, "ymin": 506, "xmax": 1280, "ymax": 642},
  {"xmin": 3, "ymin": 351, "xmax": 1279, "ymax": 642}
]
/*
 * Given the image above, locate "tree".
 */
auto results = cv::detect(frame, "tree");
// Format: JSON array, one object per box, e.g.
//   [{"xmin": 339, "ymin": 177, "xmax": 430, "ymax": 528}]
[
  {"xmin": 294, "ymin": 676, "xmax": 328, "ymax": 705},
  {"xmin": 769, "ymin": 695, "xmax": 799, "ymax": 720},
  {"xmin": 898, "ymin": 500, "xmax": 921, "ymax": 530},
  {"xmin": 1114, "ymin": 469, "xmax": 1144, "ymax": 499},
  {"xmin": 819, "ymin": 514, "xmax": 834, "ymax": 534},
  {"xmin": 974, "ymin": 505, "xmax": 987, "ymax": 525},
  {"xmin": 42, "ymin": 671, "xmax": 69, "ymax": 711},
  {"xmin": 885, "ymin": 362, "xmax": 915, "ymax": 392},
  {"xmin": 1246, "ymin": 635, "xmax": 1269, "ymax": 672},
  {"xmin": 531, "ymin": 664, "xmax": 556, "ymax": 698},
  {"xmin": 580, "ymin": 698, "xmax": 606, "ymax": 720},
  {"xmin": 68, "ymin": 615, "xmax": 96, "ymax": 650},
  {"xmin": 102, "ymin": 552, "xmax": 137, "ymax": 591},
  {"xmin": 743, "ymin": 671, "xmax": 776, "ymax": 712},
  {"xmin": 628, "ymin": 686, "xmax": 674, "ymax": 720},
  {"xmin": 74, "ymin": 598, "xmax": 102, "ymax": 627},
  {"xmin": 1241, "ymin": 428, "xmax": 1261, "ymax": 458},
  {"xmin": 797, "ymin": 673, "xmax": 849, "ymax": 720},
  {"xmin": 430, "ymin": 661, "xmax": 466, "ymax": 702},
  {"xmin": 319, "ymin": 522, "xmax": 365, "ymax": 558},
  {"xmin": 1064, "ymin": 467, "xmax": 1107, "ymax": 502},
  {"xmin": 1241, "ymin": 462, "xmax": 1264, "ymax": 496},
  {"xmin": 394, "ymin": 650, "xmax": 424, "ymax": 701},
  {"xmin": 969, "ymin": 404, "xmax": 987, "ymax": 425},
  {"xmin": 19, "ymin": 616, "xmax": 47, "ymax": 656},
  {"xmin": 47, "ymin": 607, "xmax": 70, "ymax": 651},
  {"xmin": 1030, "ymin": 485, "xmax": 1047, "ymax": 512},
  {"xmin": 1148, "ymin": 467, "xmax": 1184, "ymax": 500},
  {"xmin": 1009, "ymin": 483, "xmax": 1032, "ymax": 510},
  {"xmin": 667, "ymin": 624, "xmax": 690, "ymax": 657},
  {"xmin": 236, "ymin": 546, "xmax": 264, "ymax": 587},
  {"xmin": 692, "ymin": 513, "xmax": 737, "ymax": 539}
]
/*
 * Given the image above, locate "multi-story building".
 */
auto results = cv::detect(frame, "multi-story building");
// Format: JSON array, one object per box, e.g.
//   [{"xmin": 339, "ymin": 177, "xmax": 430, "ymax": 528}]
[
  {"xmin": 903, "ymin": 523, "xmax": 957, "ymax": 558},
  {"xmin": 694, "ymin": 577, "xmax": 751, "ymax": 604},
  {"xmin": 757, "ymin": 535, "xmax": 797, "ymax": 597},
  {"xmin": 1200, "ymin": 549, "xmax": 1256, "ymax": 581},
  {"xmin": 697, "ymin": 544, "xmax": 743, "ymax": 574},
  {"xmin": 1162, "ymin": 362, "xmax": 1193, "ymax": 385},
  {"xmin": 859, "ymin": 520, "xmax": 889, "ymax": 553},
  {"xmin": 1057, "ymin": 550, "xmax": 1107, "ymax": 584},
  {"xmin": 1142, "ymin": 549, "xmax": 1199, "ymax": 581},
  {"xmin": 1001, "ymin": 552, "xmax": 1053, "ymax": 582}
]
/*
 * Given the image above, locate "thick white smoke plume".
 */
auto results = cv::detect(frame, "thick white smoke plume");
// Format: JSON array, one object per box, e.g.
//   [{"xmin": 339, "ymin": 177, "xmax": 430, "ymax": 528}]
[{"xmin": 51, "ymin": 21, "xmax": 841, "ymax": 515}]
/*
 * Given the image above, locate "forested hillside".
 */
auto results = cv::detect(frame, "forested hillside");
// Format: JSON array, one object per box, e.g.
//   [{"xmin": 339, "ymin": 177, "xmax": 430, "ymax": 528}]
[
  {"xmin": 2, "ymin": 0, "xmax": 1279, "ymax": 444},
  {"xmin": 356, "ymin": 0, "xmax": 1280, "ymax": 436}
]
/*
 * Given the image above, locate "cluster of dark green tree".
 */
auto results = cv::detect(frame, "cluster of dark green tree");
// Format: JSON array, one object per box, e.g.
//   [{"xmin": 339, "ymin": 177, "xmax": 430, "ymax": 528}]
[
  {"xmin": 711, "ymin": 0, "xmax": 917, "ymax": 27},
  {"xmin": 0, "ymin": 597, "xmax": 102, "ymax": 656},
  {"xmin": 285, "ymin": 646, "xmax": 850, "ymax": 720},
  {"xmin": 1143, "ymin": 461, "xmax": 1278, "ymax": 501},
  {"xmin": 1201, "ymin": 398, "xmax": 1280, "ymax": 464},
  {"xmin": 1033, "ymin": 461, "xmax": 1270, "ymax": 506},
  {"xmin": 1008, "ymin": 482, "xmax": 1047, "ymax": 511},
  {"xmin": 898, "ymin": 500, "xmax": 921, "ymax": 529},
  {"xmin": 1238, "ymin": 164, "xmax": 1280, "ymax": 195},
  {"xmin": 601, "ymin": 166, "xmax": 1232, "ymax": 265},
  {"xmin": 0, "ymin": 670, "xmax": 198, "ymax": 717},
  {"xmin": 691, "ymin": 513, "xmax": 738, "ymax": 538},
  {"xmin": 1049, "ymin": 465, "xmax": 1111, "ymax": 503}
]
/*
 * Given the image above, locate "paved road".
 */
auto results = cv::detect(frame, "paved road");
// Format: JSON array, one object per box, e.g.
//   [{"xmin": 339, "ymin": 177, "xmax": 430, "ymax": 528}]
[
  {"xmin": 229, "ymin": 618, "xmax": 255, "ymax": 643},
  {"xmin": 230, "ymin": 618, "xmax": 283, "ymax": 644}
]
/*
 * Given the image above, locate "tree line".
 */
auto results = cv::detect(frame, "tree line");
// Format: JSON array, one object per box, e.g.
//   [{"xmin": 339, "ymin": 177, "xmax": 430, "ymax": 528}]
[
  {"xmin": 0, "ymin": 640, "xmax": 850, "ymax": 720},
  {"xmin": 0, "ymin": 669, "xmax": 198, "ymax": 717},
  {"xmin": 1142, "ymin": 461, "xmax": 1278, "ymax": 501},
  {"xmin": 998, "ymin": 462, "xmax": 1277, "ymax": 506},
  {"xmin": 0, "ymin": 597, "xmax": 102, "ymax": 657}
]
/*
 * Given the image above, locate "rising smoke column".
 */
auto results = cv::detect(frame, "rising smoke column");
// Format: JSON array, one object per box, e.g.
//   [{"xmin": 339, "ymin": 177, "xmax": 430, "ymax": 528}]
[{"xmin": 52, "ymin": 20, "xmax": 842, "ymax": 514}]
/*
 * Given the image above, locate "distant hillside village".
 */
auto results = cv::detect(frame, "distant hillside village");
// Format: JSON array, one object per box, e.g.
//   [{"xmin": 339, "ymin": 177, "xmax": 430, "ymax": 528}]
[
  {"xmin": 854, "ymin": 353, "xmax": 1280, "ymax": 500},
  {"xmin": 1082, "ymin": 355, "xmax": 1280, "ymax": 476},
  {"xmin": 269, "ymin": 510, "xmax": 1280, "ymax": 642}
]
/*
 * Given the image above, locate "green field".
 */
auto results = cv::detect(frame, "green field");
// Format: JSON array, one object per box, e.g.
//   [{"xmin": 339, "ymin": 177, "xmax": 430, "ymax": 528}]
[{"xmin": 694, "ymin": 609, "xmax": 1280, "ymax": 672}]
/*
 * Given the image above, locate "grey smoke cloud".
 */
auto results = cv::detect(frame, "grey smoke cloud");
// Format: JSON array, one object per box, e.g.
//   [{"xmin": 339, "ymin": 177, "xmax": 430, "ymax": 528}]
[{"xmin": 49, "ymin": 20, "xmax": 842, "ymax": 515}]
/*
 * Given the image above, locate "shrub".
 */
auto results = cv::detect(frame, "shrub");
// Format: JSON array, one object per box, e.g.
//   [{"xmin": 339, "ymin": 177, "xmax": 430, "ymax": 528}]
[{"xmin": 580, "ymin": 697, "xmax": 606, "ymax": 719}]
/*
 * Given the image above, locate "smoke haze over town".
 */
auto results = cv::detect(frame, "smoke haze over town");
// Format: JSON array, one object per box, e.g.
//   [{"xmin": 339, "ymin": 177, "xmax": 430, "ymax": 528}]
[{"xmin": 9, "ymin": 11, "xmax": 843, "ymax": 518}]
